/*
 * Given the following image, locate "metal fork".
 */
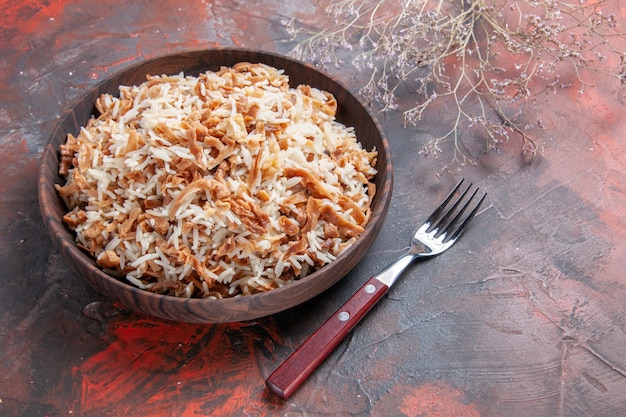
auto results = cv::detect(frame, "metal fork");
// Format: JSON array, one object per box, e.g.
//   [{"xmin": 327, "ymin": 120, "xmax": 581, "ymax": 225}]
[{"xmin": 266, "ymin": 179, "xmax": 487, "ymax": 399}]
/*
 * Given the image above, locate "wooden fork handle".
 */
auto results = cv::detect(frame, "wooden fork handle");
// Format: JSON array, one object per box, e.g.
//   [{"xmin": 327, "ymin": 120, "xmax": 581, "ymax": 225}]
[{"xmin": 265, "ymin": 276, "xmax": 389, "ymax": 399}]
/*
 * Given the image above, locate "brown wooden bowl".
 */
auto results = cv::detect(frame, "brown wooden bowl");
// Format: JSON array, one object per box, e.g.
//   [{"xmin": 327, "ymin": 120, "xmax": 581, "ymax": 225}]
[{"xmin": 38, "ymin": 48, "xmax": 393, "ymax": 323}]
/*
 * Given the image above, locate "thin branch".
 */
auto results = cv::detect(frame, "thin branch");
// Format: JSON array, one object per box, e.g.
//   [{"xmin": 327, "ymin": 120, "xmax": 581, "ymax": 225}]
[{"xmin": 284, "ymin": 0, "xmax": 626, "ymax": 166}]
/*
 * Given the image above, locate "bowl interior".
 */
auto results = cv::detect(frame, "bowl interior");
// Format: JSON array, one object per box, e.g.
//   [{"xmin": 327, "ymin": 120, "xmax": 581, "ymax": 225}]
[{"xmin": 39, "ymin": 48, "xmax": 393, "ymax": 323}]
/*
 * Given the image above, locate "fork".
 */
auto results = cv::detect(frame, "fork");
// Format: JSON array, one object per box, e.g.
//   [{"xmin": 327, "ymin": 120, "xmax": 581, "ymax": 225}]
[{"xmin": 265, "ymin": 179, "xmax": 487, "ymax": 399}]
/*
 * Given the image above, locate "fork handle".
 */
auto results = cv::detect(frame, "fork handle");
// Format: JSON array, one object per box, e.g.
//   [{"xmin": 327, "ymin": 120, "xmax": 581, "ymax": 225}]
[{"xmin": 265, "ymin": 276, "xmax": 389, "ymax": 399}]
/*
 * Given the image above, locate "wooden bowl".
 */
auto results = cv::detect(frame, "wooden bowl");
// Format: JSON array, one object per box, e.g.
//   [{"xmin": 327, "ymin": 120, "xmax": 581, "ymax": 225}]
[{"xmin": 38, "ymin": 48, "xmax": 393, "ymax": 323}]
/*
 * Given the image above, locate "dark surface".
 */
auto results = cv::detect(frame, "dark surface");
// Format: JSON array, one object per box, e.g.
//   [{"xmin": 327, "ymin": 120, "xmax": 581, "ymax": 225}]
[{"xmin": 2, "ymin": 1, "xmax": 626, "ymax": 416}]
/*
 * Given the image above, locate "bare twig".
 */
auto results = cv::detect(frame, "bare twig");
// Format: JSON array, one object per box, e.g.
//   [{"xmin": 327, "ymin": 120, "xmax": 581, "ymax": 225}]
[{"xmin": 284, "ymin": 0, "xmax": 626, "ymax": 166}]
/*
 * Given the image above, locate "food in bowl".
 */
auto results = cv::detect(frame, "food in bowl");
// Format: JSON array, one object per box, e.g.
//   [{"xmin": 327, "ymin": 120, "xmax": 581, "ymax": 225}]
[{"xmin": 55, "ymin": 62, "xmax": 378, "ymax": 299}]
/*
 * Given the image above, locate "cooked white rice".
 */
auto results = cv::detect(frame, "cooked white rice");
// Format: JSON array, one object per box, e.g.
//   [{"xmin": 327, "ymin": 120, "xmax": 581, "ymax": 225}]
[{"xmin": 56, "ymin": 62, "xmax": 378, "ymax": 299}]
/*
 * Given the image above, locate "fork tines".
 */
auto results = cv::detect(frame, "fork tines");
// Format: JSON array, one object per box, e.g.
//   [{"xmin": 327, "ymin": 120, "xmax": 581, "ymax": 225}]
[{"xmin": 426, "ymin": 179, "xmax": 486, "ymax": 242}]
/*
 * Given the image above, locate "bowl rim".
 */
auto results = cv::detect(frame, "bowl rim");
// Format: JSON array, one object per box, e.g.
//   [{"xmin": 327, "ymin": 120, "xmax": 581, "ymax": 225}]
[{"xmin": 38, "ymin": 47, "xmax": 393, "ymax": 322}]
